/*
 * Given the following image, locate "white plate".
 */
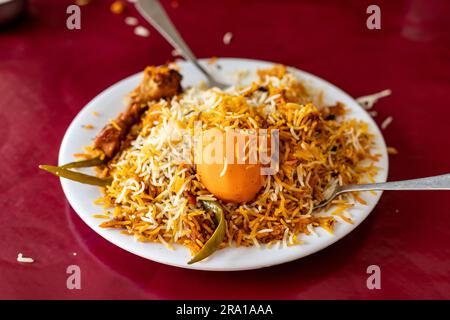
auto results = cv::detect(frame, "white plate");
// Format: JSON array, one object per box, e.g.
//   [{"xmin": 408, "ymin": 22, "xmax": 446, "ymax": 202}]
[{"xmin": 59, "ymin": 58, "xmax": 388, "ymax": 271}]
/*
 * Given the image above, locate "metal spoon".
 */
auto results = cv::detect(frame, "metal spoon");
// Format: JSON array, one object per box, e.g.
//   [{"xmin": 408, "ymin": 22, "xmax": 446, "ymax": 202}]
[
  {"xmin": 314, "ymin": 173, "xmax": 450, "ymax": 210},
  {"xmin": 136, "ymin": 0, "xmax": 228, "ymax": 90}
]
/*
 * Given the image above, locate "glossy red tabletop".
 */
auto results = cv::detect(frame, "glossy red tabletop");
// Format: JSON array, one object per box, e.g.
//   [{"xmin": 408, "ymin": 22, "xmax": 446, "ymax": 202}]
[{"xmin": 1, "ymin": 0, "xmax": 449, "ymax": 299}]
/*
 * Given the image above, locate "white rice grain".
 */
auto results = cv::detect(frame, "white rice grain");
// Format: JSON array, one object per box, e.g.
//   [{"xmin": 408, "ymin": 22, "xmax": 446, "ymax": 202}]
[
  {"xmin": 381, "ymin": 116, "xmax": 393, "ymax": 130},
  {"xmin": 125, "ymin": 16, "xmax": 138, "ymax": 26},
  {"xmin": 134, "ymin": 26, "xmax": 150, "ymax": 37},
  {"xmin": 223, "ymin": 32, "xmax": 233, "ymax": 45},
  {"xmin": 356, "ymin": 89, "xmax": 392, "ymax": 110},
  {"xmin": 17, "ymin": 253, "xmax": 34, "ymax": 263}
]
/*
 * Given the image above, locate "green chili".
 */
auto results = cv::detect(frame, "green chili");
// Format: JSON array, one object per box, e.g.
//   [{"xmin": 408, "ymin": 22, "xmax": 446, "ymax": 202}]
[
  {"xmin": 39, "ymin": 165, "xmax": 112, "ymax": 187},
  {"xmin": 61, "ymin": 156, "xmax": 106, "ymax": 169},
  {"xmin": 188, "ymin": 200, "xmax": 226, "ymax": 264}
]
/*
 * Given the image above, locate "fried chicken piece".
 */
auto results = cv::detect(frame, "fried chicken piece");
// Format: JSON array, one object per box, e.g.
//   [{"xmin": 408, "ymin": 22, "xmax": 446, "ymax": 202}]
[
  {"xmin": 129, "ymin": 66, "xmax": 182, "ymax": 104},
  {"xmin": 94, "ymin": 66, "xmax": 182, "ymax": 158}
]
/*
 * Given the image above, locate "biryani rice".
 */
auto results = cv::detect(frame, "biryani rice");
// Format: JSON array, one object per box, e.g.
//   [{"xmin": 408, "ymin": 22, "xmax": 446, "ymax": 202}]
[{"xmin": 90, "ymin": 65, "xmax": 380, "ymax": 255}]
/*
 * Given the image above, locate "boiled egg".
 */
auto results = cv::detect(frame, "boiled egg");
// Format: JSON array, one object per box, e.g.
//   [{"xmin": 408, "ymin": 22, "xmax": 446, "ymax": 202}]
[{"xmin": 196, "ymin": 130, "xmax": 264, "ymax": 203}]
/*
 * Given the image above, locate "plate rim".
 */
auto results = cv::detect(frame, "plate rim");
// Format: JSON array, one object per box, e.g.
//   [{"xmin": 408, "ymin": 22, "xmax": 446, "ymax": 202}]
[{"xmin": 58, "ymin": 57, "xmax": 389, "ymax": 271}]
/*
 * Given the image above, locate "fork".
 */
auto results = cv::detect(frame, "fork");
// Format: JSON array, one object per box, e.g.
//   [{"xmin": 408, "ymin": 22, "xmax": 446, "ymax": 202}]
[{"xmin": 314, "ymin": 173, "xmax": 450, "ymax": 210}]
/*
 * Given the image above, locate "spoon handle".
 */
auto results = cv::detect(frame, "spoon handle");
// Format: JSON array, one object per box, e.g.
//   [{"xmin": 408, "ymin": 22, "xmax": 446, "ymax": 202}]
[
  {"xmin": 340, "ymin": 174, "xmax": 450, "ymax": 193},
  {"xmin": 136, "ymin": 0, "xmax": 215, "ymax": 84}
]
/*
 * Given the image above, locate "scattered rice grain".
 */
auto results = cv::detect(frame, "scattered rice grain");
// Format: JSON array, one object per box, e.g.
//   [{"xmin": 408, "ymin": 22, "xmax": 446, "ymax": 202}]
[
  {"xmin": 124, "ymin": 16, "xmax": 138, "ymax": 26},
  {"xmin": 223, "ymin": 32, "xmax": 233, "ymax": 45},
  {"xmin": 134, "ymin": 26, "xmax": 150, "ymax": 38},
  {"xmin": 17, "ymin": 253, "xmax": 34, "ymax": 263},
  {"xmin": 381, "ymin": 116, "xmax": 393, "ymax": 129}
]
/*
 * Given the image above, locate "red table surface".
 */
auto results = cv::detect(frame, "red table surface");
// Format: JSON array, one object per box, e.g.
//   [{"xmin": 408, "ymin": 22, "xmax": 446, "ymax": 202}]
[{"xmin": 1, "ymin": 0, "xmax": 449, "ymax": 300}]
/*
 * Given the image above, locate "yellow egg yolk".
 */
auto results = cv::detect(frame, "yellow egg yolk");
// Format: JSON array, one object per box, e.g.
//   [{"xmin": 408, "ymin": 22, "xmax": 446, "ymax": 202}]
[
  {"xmin": 197, "ymin": 162, "xmax": 263, "ymax": 203},
  {"xmin": 195, "ymin": 129, "xmax": 264, "ymax": 203}
]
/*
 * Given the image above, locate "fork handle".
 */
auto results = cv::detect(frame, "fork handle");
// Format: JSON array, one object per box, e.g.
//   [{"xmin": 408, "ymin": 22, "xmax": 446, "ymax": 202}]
[
  {"xmin": 340, "ymin": 174, "xmax": 450, "ymax": 193},
  {"xmin": 136, "ymin": 0, "xmax": 215, "ymax": 84}
]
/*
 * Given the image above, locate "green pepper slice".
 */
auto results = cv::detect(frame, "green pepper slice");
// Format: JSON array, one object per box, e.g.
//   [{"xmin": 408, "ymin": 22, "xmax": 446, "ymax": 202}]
[
  {"xmin": 39, "ymin": 165, "xmax": 112, "ymax": 187},
  {"xmin": 61, "ymin": 156, "xmax": 106, "ymax": 169},
  {"xmin": 188, "ymin": 200, "xmax": 226, "ymax": 264}
]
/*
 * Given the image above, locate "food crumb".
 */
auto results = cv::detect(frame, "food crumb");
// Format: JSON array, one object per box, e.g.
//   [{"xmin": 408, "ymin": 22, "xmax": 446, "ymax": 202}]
[
  {"xmin": 387, "ymin": 146, "xmax": 398, "ymax": 155},
  {"xmin": 75, "ymin": 0, "xmax": 90, "ymax": 6},
  {"xmin": 124, "ymin": 16, "xmax": 138, "ymax": 26},
  {"xmin": 83, "ymin": 124, "xmax": 94, "ymax": 129},
  {"xmin": 134, "ymin": 25, "xmax": 150, "ymax": 37},
  {"xmin": 381, "ymin": 116, "xmax": 393, "ymax": 129},
  {"xmin": 17, "ymin": 253, "xmax": 34, "ymax": 263},
  {"xmin": 369, "ymin": 110, "xmax": 378, "ymax": 117},
  {"xmin": 92, "ymin": 111, "xmax": 100, "ymax": 117},
  {"xmin": 208, "ymin": 56, "xmax": 218, "ymax": 64},
  {"xmin": 111, "ymin": 1, "xmax": 126, "ymax": 14},
  {"xmin": 223, "ymin": 32, "xmax": 233, "ymax": 45},
  {"xmin": 93, "ymin": 214, "xmax": 110, "ymax": 219},
  {"xmin": 171, "ymin": 48, "xmax": 182, "ymax": 57},
  {"xmin": 356, "ymin": 89, "xmax": 392, "ymax": 110},
  {"xmin": 73, "ymin": 153, "xmax": 89, "ymax": 158},
  {"xmin": 198, "ymin": 80, "xmax": 208, "ymax": 90}
]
